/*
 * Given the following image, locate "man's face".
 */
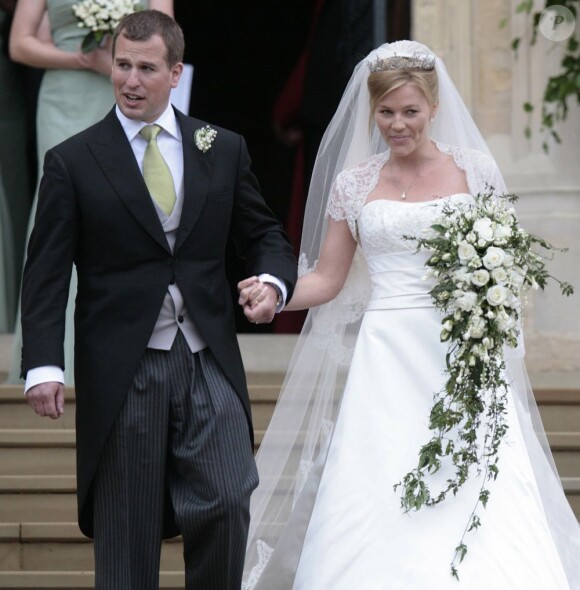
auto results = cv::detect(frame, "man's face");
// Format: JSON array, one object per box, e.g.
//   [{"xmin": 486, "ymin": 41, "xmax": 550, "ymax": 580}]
[{"xmin": 112, "ymin": 33, "xmax": 183, "ymax": 123}]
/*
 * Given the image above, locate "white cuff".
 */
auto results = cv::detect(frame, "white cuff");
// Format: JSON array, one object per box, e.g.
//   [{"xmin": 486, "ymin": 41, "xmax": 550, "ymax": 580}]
[
  {"xmin": 24, "ymin": 366, "xmax": 65, "ymax": 395},
  {"xmin": 258, "ymin": 273, "xmax": 287, "ymax": 312}
]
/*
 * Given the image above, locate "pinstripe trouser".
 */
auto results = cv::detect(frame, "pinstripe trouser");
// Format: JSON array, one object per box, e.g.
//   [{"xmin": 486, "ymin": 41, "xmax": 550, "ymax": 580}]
[{"xmin": 92, "ymin": 332, "xmax": 258, "ymax": 590}]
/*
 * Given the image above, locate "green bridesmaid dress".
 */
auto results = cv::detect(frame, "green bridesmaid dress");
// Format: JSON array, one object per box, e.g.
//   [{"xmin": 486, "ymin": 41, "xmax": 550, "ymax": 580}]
[{"xmin": 8, "ymin": 0, "xmax": 147, "ymax": 383}]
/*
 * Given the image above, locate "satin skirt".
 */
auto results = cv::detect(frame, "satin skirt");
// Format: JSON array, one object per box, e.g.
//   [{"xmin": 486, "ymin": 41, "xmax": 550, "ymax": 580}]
[{"xmin": 292, "ymin": 253, "xmax": 570, "ymax": 589}]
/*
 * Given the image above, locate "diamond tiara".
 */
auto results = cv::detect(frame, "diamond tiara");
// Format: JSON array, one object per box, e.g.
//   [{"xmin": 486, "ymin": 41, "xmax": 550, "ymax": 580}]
[{"xmin": 366, "ymin": 52, "xmax": 435, "ymax": 73}]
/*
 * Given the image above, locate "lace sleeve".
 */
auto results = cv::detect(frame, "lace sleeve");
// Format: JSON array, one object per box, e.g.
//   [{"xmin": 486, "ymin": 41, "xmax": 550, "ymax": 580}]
[
  {"xmin": 453, "ymin": 146, "xmax": 507, "ymax": 195},
  {"xmin": 325, "ymin": 153, "xmax": 386, "ymax": 241}
]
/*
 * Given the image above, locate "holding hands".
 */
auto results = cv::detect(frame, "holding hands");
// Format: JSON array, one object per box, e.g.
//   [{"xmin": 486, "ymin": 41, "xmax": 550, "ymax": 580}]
[{"xmin": 238, "ymin": 277, "xmax": 279, "ymax": 325}]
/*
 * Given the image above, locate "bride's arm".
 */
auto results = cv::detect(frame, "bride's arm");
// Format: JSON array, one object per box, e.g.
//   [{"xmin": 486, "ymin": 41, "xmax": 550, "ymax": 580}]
[
  {"xmin": 285, "ymin": 218, "xmax": 356, "ymax": 310},
  {"xmin": 239, "ymin": 217, "xmax": 357, "ymax": 312}
]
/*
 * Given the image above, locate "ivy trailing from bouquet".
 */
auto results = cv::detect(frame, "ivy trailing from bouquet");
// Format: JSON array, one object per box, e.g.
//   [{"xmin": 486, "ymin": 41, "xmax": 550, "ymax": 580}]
[{"xmin": 395, "ymin": 187, "xmax": 573, "ymax": 579}]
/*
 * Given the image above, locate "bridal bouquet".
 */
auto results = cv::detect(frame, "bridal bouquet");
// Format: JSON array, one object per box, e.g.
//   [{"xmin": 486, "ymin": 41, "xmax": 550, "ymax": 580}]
[
  {"xmin": 72, "ymin": 0, "xmax": 141, "ymax": 53},
  {"xmin": 396, "ymin": 187, "xmax": 573, "ymax": 578}
]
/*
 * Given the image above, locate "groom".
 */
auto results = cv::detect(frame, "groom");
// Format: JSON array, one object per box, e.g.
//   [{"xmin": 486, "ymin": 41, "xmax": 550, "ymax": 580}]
[{"xmin": 20, "ymin": 10, "xmax": 296, "ymax": 590}]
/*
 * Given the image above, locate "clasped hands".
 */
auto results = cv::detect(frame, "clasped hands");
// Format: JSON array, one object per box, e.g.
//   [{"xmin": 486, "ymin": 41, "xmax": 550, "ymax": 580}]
[
  {"xmin": 26, "ymin": 278, "xmax": 276, "ymax": 420},
  {"xmin": 238, "ymin": 277, "xmax": 279, "ymax": 325}
]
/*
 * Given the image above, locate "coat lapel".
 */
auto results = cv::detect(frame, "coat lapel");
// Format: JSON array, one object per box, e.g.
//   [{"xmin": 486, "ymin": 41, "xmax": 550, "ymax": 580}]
[
  {"xmin": 174, "ymin": 111, "xmax": 213, "ymax": 252},
  {"xmin": 88, "ymin": 109, "xmax": 171, "ymax": 253}
]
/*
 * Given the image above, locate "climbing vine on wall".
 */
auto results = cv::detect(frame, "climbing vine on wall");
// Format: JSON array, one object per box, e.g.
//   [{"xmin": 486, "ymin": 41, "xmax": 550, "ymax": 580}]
[{"xmin": 503, "ymin": 0, "xmax": 579, "ymax": 151}]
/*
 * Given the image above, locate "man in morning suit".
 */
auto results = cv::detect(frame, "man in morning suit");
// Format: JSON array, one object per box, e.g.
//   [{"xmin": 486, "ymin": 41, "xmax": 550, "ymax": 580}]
[{"xmin": 20, "ymin": 10, "xmax": 297, "ymax": 590}]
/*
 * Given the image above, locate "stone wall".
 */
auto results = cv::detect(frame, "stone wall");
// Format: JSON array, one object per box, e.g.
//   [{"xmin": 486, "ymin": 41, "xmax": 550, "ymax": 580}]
[{"xmin": 413, "ymin": 0, "xmax": 580, "ymax": 373}]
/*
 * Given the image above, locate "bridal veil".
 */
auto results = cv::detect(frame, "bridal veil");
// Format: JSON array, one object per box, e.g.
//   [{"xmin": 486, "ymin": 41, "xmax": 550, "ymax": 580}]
[{"xmin": 243, "ymin": 41, "xmax": 580, "ymax": 589}]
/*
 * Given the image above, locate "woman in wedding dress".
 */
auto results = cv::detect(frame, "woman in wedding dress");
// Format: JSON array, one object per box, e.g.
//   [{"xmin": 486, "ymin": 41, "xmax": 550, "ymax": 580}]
[{"xmin": 240, "ymin": 41, "xmax": 580, "ymax": 589}]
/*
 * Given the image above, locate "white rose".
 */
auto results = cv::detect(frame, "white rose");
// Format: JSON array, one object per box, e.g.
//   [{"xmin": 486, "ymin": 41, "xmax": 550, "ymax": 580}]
[
  {"xmin": 458, "ymin": 242, "xmax": 476, "ymax": 263},
  {"xmin": 503, "ymin": 253, "xmax": 515, "ymax": 267},
  {"xmin": 473, "ymin": 217, "xmax": 494, "ymax": 242},
  {"xmin": 471, "ymin": 269, "xmax": 490, "ymax": 287},
  {"xmin": 454, "ymin": 266, "xmax": 471, "ymax": 285},
  {"xmin": 470, "ymin": 317, "xmax": 486, "ymax": 339},
  {"xmin": 482, "ymin": 246, "xmax": 506, "ymax": 269},
  {"xmin": 509, "ymin": 267, "xmax": 526, "ymax": 289},
  {"xmin": 455, "ymin": 291, "xmax": 478, "ymax": 312},
  {"xmin": 486, "ymin": 285, "xmax": 509, "ymax": 307},
  {"xmin": 509, "ymin": 293, "xmax": 520, "ymax": 309},
  {"xmin": 491, "ymin": 267, "xmax": 508, "ymax": 284},
  {"xmin": 495, "ymin": 310, "xmax": 516, "ymax": 333},
  {"xmin": 494, "ymin": 224, "xmax": 512, "ymax": 241}
]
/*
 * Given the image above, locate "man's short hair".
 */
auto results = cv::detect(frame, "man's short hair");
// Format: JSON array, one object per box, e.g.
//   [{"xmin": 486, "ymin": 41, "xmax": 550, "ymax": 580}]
[{"xmin": 112, "ymin": 9, "xmax": 184, "ymax": 67}]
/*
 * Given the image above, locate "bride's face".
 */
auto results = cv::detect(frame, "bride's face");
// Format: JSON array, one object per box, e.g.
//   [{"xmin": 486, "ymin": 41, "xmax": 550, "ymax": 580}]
[{"xmin": 374, "ymin": 83, "xmax": 436, "ymax": 158}]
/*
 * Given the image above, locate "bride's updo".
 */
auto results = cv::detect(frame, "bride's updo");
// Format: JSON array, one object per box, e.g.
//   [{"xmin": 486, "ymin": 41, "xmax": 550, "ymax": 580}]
[{"xmin": 367, "ymin": 56, "xmax": 439, "ymax": 112}]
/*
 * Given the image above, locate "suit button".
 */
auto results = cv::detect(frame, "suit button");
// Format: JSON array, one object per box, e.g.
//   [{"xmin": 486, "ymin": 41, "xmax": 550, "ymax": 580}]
[
  {"xmin": 177, "ymin": 315, "xmax": 184, "ymax": 323},
  {"xmin": 167, "ymin": 258, "xmax": 173, "ymax": 265},
  {"xmin": 169, "ymin": 277, "xmax": 175, "ymax": 285}
]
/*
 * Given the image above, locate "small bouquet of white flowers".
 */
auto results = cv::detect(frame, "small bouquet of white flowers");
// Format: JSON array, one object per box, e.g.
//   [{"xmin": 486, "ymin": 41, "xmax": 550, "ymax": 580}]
[
  {"xmin": 72, "ymin": 0, "xmax": 141, "ymax": 53},
  {"xmin": 396, "ymin": 187, "xmax": 573, "ymax": 578}
]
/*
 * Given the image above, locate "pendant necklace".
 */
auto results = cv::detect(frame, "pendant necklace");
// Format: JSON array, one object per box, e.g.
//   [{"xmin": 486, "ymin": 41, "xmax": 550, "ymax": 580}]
[{"xmin": 389, "ymin": 161, "xmax": 418, "ymax": 200}]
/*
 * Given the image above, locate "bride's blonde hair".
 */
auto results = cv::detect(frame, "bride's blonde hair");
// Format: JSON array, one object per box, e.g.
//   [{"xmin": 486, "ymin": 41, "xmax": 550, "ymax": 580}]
[{"xmin": 367, "ymin": 59, "xmax": 439, "ymax": 113}]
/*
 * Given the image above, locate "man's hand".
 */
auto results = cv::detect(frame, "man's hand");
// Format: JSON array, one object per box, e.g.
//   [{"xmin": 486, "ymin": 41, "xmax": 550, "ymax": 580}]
[
  {"xmin": 238, "ymin": 277, "xmax": 278, "ymax": 325},
  {"xmin": 25, "ymin": 382, "xmax": 65, "ymax": 419}
]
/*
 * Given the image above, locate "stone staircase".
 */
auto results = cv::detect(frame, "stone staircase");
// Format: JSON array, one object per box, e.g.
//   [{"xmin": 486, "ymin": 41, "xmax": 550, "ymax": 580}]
[{"xmin": 0, "ymin": 378, "xmax": 579, "ymax": 589}]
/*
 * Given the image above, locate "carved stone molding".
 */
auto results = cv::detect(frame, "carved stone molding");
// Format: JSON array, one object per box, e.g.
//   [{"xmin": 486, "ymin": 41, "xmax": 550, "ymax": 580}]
[{"xmin": 412, "ymin": 0, "xmax": 474, "ymax": 109}]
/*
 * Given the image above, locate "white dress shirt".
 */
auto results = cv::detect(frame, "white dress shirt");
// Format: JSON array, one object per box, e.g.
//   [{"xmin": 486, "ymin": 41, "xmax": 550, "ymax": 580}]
[{"xmin": 25, "ymin": 102, "xmax": 287, "ymax": 392}]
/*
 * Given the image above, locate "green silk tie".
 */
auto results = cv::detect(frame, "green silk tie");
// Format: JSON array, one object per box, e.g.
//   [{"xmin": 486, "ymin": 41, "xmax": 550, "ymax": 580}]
[{"xmin": 139, "ymin": 124, "xmax": 176, "ymax": 216}]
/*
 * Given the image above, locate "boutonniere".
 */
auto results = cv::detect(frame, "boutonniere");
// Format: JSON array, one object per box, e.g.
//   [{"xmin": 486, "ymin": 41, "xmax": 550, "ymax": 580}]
[{"xmin": 194, "ymin": 125, "xmax": 218, "ymax": 153}]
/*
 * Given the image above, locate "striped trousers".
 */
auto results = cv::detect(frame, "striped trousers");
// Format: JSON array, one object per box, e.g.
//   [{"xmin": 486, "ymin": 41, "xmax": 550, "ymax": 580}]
[{"xmin": 92, "ymin": 332, "xmax": 258, "ymax": 589}]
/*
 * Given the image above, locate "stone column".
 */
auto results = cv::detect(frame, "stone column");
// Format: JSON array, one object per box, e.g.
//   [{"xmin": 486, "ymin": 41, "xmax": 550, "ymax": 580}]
[{"xmin": 412, "ymin": 0, "xmax": 580, "ymax": 375}]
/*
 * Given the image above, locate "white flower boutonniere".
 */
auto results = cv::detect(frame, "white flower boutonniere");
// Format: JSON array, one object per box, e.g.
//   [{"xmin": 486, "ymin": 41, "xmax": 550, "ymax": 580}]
[{"xmin": 194, "ymin": 126, "xmax": 217, "ymax": 153}]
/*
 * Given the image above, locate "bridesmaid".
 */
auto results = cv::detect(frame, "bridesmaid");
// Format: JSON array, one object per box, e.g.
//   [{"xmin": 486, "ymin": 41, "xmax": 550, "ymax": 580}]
[{"xmin": 7, "ymin": 0, "xmax": 173, "ymax": 383}]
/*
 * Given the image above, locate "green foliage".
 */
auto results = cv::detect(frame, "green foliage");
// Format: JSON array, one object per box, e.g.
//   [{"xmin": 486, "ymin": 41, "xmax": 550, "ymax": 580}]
[
  {"xmin": 511, "ymin": 1, "xmax": 580, "ymax": 151},
  {"xmin": 397, "ymin": 189, "xmax": 573, "ymax": 578}
]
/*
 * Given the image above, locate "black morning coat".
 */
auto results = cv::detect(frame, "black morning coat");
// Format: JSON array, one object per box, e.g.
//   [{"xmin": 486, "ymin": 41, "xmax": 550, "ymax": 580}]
[{"xmin": 21, "ymin": 106, "xmax": 297, "ymax": 538}]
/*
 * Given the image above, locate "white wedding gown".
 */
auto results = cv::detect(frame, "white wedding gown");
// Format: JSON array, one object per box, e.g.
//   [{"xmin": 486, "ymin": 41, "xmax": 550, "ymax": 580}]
[{"xmin": 290, "ymin": 195, "xmax": 573, "ymax": 589}]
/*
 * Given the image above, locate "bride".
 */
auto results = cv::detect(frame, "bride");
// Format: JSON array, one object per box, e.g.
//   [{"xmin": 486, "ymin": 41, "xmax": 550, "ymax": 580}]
[{"xmin": 239, "ymin": 41, "xmax": 580, "ymax": 589}]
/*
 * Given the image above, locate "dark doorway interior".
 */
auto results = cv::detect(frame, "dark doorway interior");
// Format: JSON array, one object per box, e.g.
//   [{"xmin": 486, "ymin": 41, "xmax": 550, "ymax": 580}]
[{"xmin": 174, "ymin": 1, "xmax": 411, "ymax": 333}]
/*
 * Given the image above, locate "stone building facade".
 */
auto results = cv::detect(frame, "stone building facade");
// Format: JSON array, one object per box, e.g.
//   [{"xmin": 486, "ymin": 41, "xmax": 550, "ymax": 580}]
[{"xmin": 413, "ymin": 0, "xmax": 580, "ymax": 375}]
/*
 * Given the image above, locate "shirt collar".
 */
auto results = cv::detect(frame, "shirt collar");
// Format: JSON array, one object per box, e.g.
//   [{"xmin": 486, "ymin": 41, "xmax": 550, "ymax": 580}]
[{"xmin": 115, "ymin": 102, "xmax": 182, "ymax": 143}]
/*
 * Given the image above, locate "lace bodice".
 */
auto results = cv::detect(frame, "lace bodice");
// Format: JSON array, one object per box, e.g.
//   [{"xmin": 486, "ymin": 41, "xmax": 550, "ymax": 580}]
[
  {"xmin": 326, "ymin": 143, "xmax": 504, "ymax": 244},
  {"xmin": 359, "ymin": 196, "xmax": 470, "ymax": 258}
]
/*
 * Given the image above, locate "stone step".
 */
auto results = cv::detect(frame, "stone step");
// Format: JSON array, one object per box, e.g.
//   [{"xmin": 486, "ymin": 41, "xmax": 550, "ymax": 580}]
[
  {"xmin": 1, "ymin": 474, "xmax": 579, "ymax": 573},
  {"xmin": 7, "ymin": 388, "xmax": 580, "ymax": 424},
  {"xmin": 0, "ymin": 385, "xmax": 281, "ymax": 432},
  {"xmin": 1, "ymin": 474, "xmax": 579, "ymax": 522},
  {"xmin": 0, "ymin": 523, "xmax": 183, "ymax": 573},
  {"xmin": 0, "ymin": 571, "xmax": 184, "ymax": 589},
  {"xmin": 1, "ymin": 429, "xmax": 579, "ymax": 476},
  {"xmin": 0, "ymin": 494, "xmax": 77, "ymax": 524},
  {"xmin": 0, "ymin": 430, "xmax": 75, "ymax": 476}
]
